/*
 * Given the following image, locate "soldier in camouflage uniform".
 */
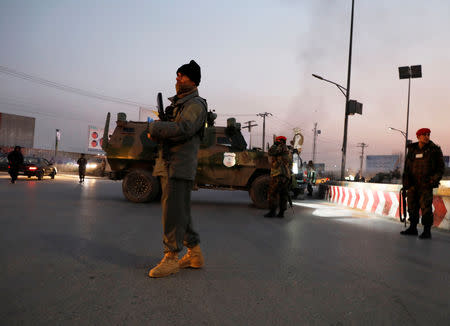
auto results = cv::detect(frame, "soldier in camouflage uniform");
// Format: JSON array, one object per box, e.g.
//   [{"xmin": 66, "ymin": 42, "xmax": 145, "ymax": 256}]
[
  {"xmin": 264, "ymin": 136, "xmax": 292, "ymax": 218},
  {"xmin": 148, "ymin": 60, "xmax": 207, "ymax": 277},
  {"xmin": 401, "ymin": 128, "xmax": 444, "ymax": 239}
]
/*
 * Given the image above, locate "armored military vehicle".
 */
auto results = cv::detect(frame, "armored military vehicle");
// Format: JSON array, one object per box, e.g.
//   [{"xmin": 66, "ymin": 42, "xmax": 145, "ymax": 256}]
[{"xmin": 101, "ymin": 111, "xmax": 304, "ymax": 208}]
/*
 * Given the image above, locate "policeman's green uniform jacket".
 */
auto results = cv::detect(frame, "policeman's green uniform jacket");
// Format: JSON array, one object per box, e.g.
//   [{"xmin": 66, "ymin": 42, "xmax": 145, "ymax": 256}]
[{"xmin": 149, "ymin": 89, "xmax": 207, "ymax": 181}]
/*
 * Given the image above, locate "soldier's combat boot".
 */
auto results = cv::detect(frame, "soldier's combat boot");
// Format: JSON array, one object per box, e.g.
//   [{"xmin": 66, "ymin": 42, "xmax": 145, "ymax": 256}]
[
  {"xmin": 149, "ymin": 252, "xmax": 179, "ymax": 278},
  {"xmin": 179, "ymin": 244, "xmax": 204, "ymax": 269},
  {"xmin": 419, "ymin": 226, "xmax": 432, "ymax": 239},
  {"xmin": 400, "ymin": 224, "xmax": 418, "ymax": 236},
  {"xmin": 264, "ymin": 209, "xmax": 276, "ymax": 218},
  {"xmin": 276, "ymin": 209, "xmax": 285, "ymax": 218}
]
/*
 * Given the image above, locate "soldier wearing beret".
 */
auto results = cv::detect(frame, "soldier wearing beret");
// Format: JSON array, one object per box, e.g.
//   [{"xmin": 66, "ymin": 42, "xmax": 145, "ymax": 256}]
[
  {"xmin": 401, "ymin": 128, "xmax": 445, "ymax": 239},
  {"xmin": 264, "ymin": 136, "xmax": 292, "ymax": 218},
  {"xmin": 148, "ymin": 60, "xmax": 207, "ymax": 277}
]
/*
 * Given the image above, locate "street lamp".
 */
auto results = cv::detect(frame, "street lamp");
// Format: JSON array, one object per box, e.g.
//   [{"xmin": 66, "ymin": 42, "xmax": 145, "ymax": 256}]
[
  {"xmin": 388, "ymin": 127, "xmax": 406, "ymax": 139},
  {"xmin": 312, "ymin": 0, "xmax": 359, "ymax": 181},
  {"xmin": 398, "ymin": 65, "xmax": 422, "ymax": 167},
  {"xmin": 312, "ymin": 74, "xmax": 347, "ymax": 96},
  {"xmin": 389, "ymin": 126, "xmax": 412, "ymax": 169}
]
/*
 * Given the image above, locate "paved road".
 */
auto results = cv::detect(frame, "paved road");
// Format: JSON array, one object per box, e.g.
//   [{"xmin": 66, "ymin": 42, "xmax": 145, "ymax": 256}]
[{"xmin": 1, "ymin": 173, "xmax": 450, "ymax": 325}]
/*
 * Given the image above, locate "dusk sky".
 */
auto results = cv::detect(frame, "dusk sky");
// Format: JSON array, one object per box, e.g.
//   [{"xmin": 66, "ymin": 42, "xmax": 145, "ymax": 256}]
[{"xmin": 1, "ymin": 0, "xmax": 449, "ymax": 171}]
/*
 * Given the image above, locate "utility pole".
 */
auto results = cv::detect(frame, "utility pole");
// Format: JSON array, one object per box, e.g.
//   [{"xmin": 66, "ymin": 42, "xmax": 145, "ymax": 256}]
[
  {"xmin": 242, "ymin": 120, "xmax": 258, "ymax": 149},
  {"xmin": 312, "ymin": 122, "xmax": 321, "ymax": 163},
  {"xmin": 55, "ymin": 129, "xmax": 61, "ymax": 159},
  {"xmin": 256, "ymin": 112, "xmax": 272, "ymax": 151},
  {"xmin": 357, "ymin": 142, "xmax": 368, "ymax": 177}
]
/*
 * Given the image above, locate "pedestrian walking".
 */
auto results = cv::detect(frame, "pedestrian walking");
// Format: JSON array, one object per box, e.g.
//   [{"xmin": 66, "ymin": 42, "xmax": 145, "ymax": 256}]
[
  {"xmin": 77, "ymin": 154, "xmax": 87, "ymax": 183},
  {"xmin": 306, "ymin": 160, "xmax": 316, "ymax": 196},
  {"xmin": 7, "ymin": 146, "xmax": 24, "ymax": 184},
  {"xmin": 401, "ymin": 128, "xmax": 445, "ymax": 239},
  {"xmin": 264, "ymin": 136, "xmax": 292, "ymax": 218},
  {"xmin": 147, "ymin": 60, "xmax": 207, "ymax": 278}
]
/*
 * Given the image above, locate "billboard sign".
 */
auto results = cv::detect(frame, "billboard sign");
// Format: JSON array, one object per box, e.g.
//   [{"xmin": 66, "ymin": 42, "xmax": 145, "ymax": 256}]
[
  {"xmin": 366, "ymin": 155, "xmax": 401, "ymax": 173},
  {"xmin": 0, "ymin": 112, "xmax": 35, "ymax": 148},
  {"xmin": 88, "ymin": 125, "xmax": 106, "ymax": 152}
]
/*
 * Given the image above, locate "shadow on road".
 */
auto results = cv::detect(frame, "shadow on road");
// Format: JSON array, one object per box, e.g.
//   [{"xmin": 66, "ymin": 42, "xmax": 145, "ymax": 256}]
[{"xmin": 40, "ymin": 233, "xmax": 153, "ymax": 269}]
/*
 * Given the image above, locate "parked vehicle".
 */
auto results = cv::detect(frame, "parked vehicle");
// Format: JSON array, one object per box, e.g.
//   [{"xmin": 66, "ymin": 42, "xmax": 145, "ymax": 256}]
[
  {"xmin": 101, "ymin": 111, "xmax": 306, "ymax": 208},
  {"xmin": 86, "ymin": 157, "xmax": 107, "ymax": 176},
  {"xmin": 20, "ymin": 156, "xmax": 57, "ymax": 180},
  {"xmin": 0, "ymin": 153, "xmax": 8, "ymax": 172}
]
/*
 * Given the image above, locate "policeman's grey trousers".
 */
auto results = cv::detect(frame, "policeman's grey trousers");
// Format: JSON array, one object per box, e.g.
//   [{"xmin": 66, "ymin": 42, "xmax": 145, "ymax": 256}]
[
  {"xmin": 160, "ymin": 176, "xmax": 200, "ymax": 253},
  {"xmin": 407, "ymin": 186, "xmax": 434, "ymax": 227}
]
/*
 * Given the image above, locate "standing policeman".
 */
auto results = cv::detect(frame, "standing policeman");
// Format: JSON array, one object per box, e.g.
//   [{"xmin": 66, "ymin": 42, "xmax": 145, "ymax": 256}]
[
  {"xmin": 401, "ymin": 128, "xmax": 445, "ymax": 239},
  {"xmin": 148, "ymin": 60, "xmax": 207, "ymax": 278},
  {"xmin": 264, "ymin": 136, "xmax": 292, "ymax": 218}
]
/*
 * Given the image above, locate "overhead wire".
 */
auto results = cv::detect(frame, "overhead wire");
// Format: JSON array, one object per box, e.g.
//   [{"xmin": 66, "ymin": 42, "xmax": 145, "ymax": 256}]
[
  {"xmin": 0, "ymin": 65, "xmax": 153, "ymax": 108},
  {"xmin": 0, "ymin": 96, "xmax": 114, "ymax": 124}
]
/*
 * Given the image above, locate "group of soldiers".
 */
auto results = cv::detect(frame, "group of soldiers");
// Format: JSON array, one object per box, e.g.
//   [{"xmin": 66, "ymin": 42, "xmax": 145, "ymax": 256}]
[{"xmin": 264, "ymin": 127, "xmax": 445, "ymax": 241}]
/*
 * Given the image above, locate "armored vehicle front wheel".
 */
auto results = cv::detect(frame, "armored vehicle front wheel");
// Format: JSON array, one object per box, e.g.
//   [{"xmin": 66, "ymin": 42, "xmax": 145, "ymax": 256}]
[
  {"xmin": 249, "ymin": 174, "xmax": 270, "ymax": 209},
  {"xmin": 122, "ymin": 169, "xmax": 160, "ymax": 203}
]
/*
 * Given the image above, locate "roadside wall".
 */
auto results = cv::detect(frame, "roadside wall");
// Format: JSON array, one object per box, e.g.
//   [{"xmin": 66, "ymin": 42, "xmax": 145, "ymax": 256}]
[{"xmin": 325, "ymin": 181, "xmax": 450, "ymax": 231}]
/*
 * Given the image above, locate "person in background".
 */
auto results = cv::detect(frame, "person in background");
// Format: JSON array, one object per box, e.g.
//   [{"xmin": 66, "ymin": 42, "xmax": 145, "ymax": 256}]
[
  {"xmin": 306, "ymin": 160, "xmax": 316, "ymax": 196},
  {"xmin": 401, "ymin": 128, "xmax": 444, "ymax": 239},
  {"xmin": 264, "ymin": 136, "xmax": 292, "ymax": 218},
  {"xmin": 77, "ymin": 154, "xmax": 87, "ymax": 183},
  {"xmin": 7, "ymin": 146, "xmax": 24, "ymax": 184}
]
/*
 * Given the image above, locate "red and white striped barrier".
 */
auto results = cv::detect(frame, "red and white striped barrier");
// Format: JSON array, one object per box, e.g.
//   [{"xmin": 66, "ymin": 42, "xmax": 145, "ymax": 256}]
[{"xmin": 326, "ymin": 185, "xmax": 450, "ymax": 229}]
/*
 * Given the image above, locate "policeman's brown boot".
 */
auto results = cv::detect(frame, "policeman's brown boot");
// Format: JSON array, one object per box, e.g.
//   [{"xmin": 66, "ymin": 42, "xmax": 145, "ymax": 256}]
[
  {"xmin": 179, "ymin": 244, "xmax": 204, "ymax": 269},
  {"xmin": 149, "ymin": 252, "xmax": 179, "ymax": 278},
  {"xmin": 419, "ymin": 226, "xmax": 432, "ymax": 239},
  {"xmin": 400, "ymin": 224, "xmax": 418, "ymax": 236}
]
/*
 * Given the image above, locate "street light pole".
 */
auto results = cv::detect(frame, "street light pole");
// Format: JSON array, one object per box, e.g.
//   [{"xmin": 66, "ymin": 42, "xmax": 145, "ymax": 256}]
[
  {"xmin": 312, "ymin": 0, "xmax": 355, "ymax": 181},
  {"xmin": 389, "ymin": 127, "xmax": 409, "ymax": 171},
  {"xmin": 341, "ymin": 0, "xmax": 355, "ymax": 181},
  {"xmin": 398, "ymin": 64, "xmax": 422, "ymax": 167},
  {"xmin": 55, "ymin": 129, "xmax": 60, "ymax": 158},
  {"xmin": 405, "ymin": 76, "xmax": 411, "ymax": 161}
]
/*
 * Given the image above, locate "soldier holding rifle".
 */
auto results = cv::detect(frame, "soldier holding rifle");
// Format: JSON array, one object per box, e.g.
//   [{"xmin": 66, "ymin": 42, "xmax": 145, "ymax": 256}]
[{"xmin": 147, "ymin": 60, "xmax": 207, "ymax": 278}]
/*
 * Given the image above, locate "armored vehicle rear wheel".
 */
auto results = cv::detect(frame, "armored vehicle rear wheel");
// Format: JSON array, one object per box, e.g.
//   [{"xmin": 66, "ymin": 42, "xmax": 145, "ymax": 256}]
[
  {"xmin": 122, "ymin": 169, "xmax": 160, "ymax": 203},
  {"xmin": 249, "ymin": 174, "xmax": 270, "ymax": 209}
]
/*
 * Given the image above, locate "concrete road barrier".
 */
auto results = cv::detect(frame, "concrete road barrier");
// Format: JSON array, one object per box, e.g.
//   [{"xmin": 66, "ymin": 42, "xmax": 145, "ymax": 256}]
[{"xmin": 325, "ymin": 181, "xmax": 450, "ymax": 230}]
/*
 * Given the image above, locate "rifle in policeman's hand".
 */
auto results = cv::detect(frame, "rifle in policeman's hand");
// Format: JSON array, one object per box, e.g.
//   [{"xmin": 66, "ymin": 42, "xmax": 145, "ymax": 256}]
[
  {"xmin": 399, "ymin": 187, "xmax": 407, "ymax": 227},
  {"xmin": 399, "ymin": 144, "xmax": 409, "ymax": 227},
  {"xmin": 287, "ymin": 193, "xmax": 294, "ymax": 214},
  {"xmin": 288, "ymin": 177, "xmax": 294, "ymax": 214},
  {"xmin": 157, "ymin": 92, "xmax": 166, "ymax": 121}
]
